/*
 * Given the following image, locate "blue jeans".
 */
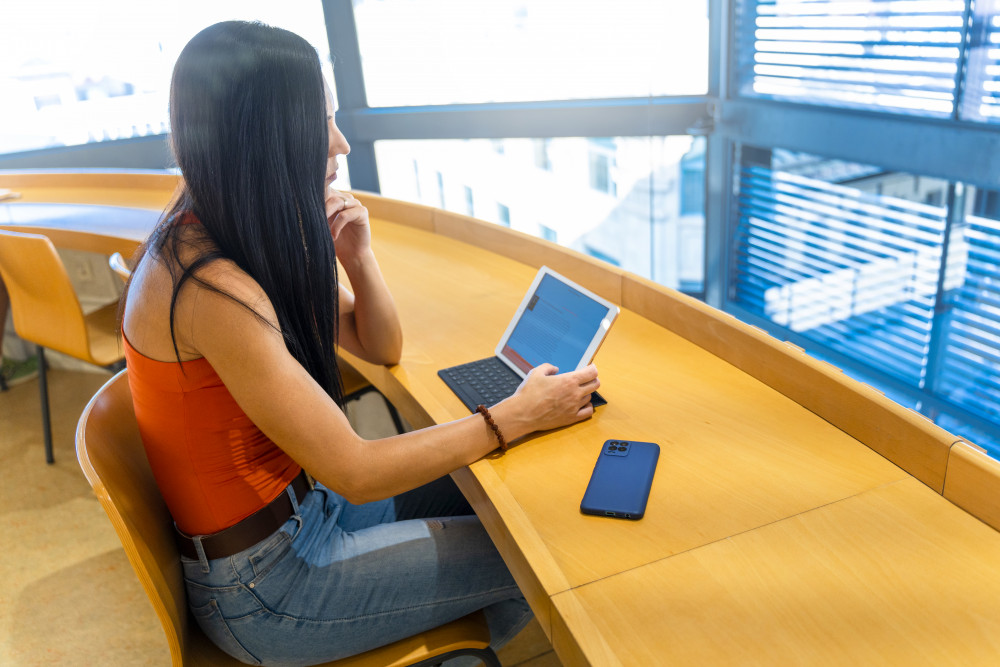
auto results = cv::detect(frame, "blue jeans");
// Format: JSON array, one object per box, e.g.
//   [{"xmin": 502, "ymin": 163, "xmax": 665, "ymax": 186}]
[{"xmin": 181, "ymin": 476, "xmax": 531, "ymax": 666}]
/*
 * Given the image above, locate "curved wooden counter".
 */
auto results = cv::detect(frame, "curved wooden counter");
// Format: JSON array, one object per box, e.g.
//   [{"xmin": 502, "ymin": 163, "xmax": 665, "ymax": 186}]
[{"xmin": 4, "ymin": 171, "xmax": 999, "ymax": 665}]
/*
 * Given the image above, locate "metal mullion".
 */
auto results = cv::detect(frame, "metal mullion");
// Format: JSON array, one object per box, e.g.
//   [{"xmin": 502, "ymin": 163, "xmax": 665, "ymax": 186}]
[
  {"xmin": 720, "ymin": 98, "xmax": 1000, "ymax": 190},
  {"xmin": 322, "ymin": 0, "xmax": 379, "ymax": 193},
  {"xmin": 924, "ymin": 182, "xmax": 966, "ymax": 394},
  {"xmin": 950, "ymin": 0, "xmax": 976, "ymax": 121},
  {"xmin": 343, "ymin": 97, "xmax": 711, "ymax": 142}
]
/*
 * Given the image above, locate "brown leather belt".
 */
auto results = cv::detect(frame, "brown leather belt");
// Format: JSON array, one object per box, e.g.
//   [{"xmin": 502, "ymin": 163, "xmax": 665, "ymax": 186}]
[{"xmin": 176, "ymin": 470, "xmax": 311, "ymax": 561}]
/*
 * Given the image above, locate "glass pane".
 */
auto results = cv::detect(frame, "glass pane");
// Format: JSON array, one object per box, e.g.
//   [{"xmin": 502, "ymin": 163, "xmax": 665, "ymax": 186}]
[
  {"xmin": 961, "ymin": 5, "xmax": 1000, "ymax": 122},
  {"xmin": 934, "ymin": 185, "xmax": 1000, "ymax": 448},
  {"xmin": 734, "ymin": 0, "xmax": 966, "ymax": 117},
  {"xmin": 0, "ymin": 2, "xmax": 333, "ymax": 155},
  {"xmin": 731, "ymin": 147, "xmax": 949, "ymax": 386},
  {"xmin": 353, "ymin": 0, "xmax": 709, "ymax": 107},
  {"xmin": 374, "ymin": 136, "xmax": 706, "ymax": 293}
]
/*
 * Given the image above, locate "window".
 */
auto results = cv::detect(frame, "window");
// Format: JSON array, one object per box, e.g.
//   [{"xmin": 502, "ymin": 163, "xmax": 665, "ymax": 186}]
[
  {"xmin": 963, "ymin": 5, "xmax": 1000, "ymax": 122},
  {"xmin": 352, "ymin": 0, "xmax": 709, "ymax": 107},
  {"xmin": 734, "ymin": 0, "xmax": 968, "ymax": 118},
  {"xmin": 464, "ymin": 186, "xmax": 475, "ymax": 216},
  {"xmin": 933, "ymin": 186, "xmax": 1000, "ymax": 437},
  {"xmin": 534, "ymin": 139, "xmax": 552, "ymax": 171},
  {"xmin": 729, "ymin": 146, "xmax": 999, "ymax": 456},
  {"xmin": 497, "ymin": 203, "xmax": 511, "ymax": 227},
  {"xmin": 374, "ymin": 136, "xmax": 705, "ymax": 292},
  {"xmin": 728, "ymin": 1, "xmax": 1000, "ymax": 457},
  {"xmin": 0, "ymin": 1, "xmax": 332, "ymax": 155},
  {"xmin": 680, "ymin": 141, "xmax": 705, "ymax": 216},
  {"xmin": 436, "ymin": 172, "xmax": 445, "ymax": 208},
  {"xmin": 589, "ymin": 152, "xmax": 614, "ymax": 195},
  {"xmin": 732, "ymin": 148, "xmax": 946, "ymax": 386},
  {"xmin": 588, "ymin": 139, "xmax": 616, "ymax": 195}
]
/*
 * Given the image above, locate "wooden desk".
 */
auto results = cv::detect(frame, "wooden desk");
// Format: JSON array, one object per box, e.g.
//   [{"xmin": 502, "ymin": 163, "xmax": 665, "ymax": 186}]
[
  {"xmin": 550, "ymin": 478, "xmax": 1000, "ymax": 665},
  {"xmin": 346, "ymin": 205, "xmax": 1000, "ymax": 666},
  {"xmin": 0, "ymin": 171, "xmax": 169, "ymax": 255},
  {"xmin": 5, "ymin": 171, "xmax": 999, "ymax": 665}
]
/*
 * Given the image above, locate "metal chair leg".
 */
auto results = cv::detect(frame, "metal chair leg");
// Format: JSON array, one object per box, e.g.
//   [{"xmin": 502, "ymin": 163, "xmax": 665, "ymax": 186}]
[{"xmin": 38, "ymin": 346, "xmax": 54, "ymax": 464}]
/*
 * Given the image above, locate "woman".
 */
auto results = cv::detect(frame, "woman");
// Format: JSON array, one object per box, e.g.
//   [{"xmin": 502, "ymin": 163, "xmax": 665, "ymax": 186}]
[{"xmin": 122, "ymin": 21, "xmax": 599, "ymax": 666}]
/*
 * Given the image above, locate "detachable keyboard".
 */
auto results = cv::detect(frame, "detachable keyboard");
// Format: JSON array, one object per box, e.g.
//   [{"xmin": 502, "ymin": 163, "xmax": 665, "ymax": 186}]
[
  {"xmin": 438, "ymin": 357, "xmax": 523, "ymax": 411},
  {"xmin": 438, "ymin": 356, "xmax": 607, "ymax": 413}
]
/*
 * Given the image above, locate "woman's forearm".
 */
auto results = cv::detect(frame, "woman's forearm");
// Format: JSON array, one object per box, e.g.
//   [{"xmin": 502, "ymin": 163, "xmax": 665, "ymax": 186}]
[{"xmin": 339, "ymin": 248, "xmax": 403, "ymax": 365}]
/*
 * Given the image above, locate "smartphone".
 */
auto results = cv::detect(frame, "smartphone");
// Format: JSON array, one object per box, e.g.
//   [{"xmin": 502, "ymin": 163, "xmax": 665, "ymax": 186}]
[{"xmin": 580, "ymin": 440, "xmax": 660, "ymax": 520}]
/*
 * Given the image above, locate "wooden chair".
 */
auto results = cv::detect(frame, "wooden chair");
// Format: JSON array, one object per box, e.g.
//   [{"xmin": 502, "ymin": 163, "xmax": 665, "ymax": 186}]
[
  {"xmin": 76, "ymin": 370, "xmax": 500, "ymax": 667},
  {"xmin": 341, "ymin": 361, "xmax": 407, "ymax": 434},
  {"xmin": 0, "ymin": 226, "xmax": 135, "ymax": 463},
  {"xmin": 109, "ymin": 251, "xmax": 131, "ymax": 282}
]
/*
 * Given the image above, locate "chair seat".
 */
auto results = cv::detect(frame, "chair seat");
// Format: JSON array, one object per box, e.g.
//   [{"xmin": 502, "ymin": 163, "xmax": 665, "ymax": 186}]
[{"xmin": 183, "ymin": 608, "xmax": 493, "ymax": 667}]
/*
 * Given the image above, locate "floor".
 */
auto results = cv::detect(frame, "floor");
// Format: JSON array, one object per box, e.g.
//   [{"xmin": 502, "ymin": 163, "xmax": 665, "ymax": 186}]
[{"xmin": 0, "ymin": 366, "xmax": 561, "ymax": 666}]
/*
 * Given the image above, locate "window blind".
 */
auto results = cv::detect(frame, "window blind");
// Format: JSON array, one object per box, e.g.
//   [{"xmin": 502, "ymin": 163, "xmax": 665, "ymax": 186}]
[
  {"xmin": 937, "ymin": 213, "xmax": 1000, "ymax": 422},
  {"xmin": 733, "ymin": 162, "xmax": 948, "ymax": 386},
  {"xmin": 735, "ymin": 0, "xmax": 968, "ymax": 116},
  {"xmin": 962, "ymin": 4, "xmax": 1000, "ymax": 122}
]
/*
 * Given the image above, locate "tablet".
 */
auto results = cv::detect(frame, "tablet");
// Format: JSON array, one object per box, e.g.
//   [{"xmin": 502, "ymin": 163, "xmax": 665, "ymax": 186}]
[{"xmin": 494, "ymin": 266, "xmax": 620, "ymax": 378}]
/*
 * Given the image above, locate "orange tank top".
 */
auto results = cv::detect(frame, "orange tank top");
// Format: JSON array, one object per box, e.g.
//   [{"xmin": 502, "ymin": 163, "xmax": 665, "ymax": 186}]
[{"xmin": 124, "ymin": 335, "xmax": 301, "ymax": 536}]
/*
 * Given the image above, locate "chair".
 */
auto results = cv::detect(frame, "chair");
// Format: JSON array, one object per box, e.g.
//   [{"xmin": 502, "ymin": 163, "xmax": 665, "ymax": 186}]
[
  {"xmin": 0, "ymin": 226, "xmax": 137, "ymax": 463},
  {"xmin": 76, "ymin": 370, "xmax": 500, "ymax": 667},
  {"xmin": 109, "ymin": 251, "xmax": 131, "ymax": 282},
  {"xmin": 341, "ymin": 361, "xmax": 407, "ymax": 434}
]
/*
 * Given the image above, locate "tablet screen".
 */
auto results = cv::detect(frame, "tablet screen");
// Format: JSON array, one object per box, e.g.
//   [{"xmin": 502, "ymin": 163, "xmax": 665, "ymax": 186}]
[{"xmin": 498, "ymin": 269, "xmax": 617, "ymax": 375}]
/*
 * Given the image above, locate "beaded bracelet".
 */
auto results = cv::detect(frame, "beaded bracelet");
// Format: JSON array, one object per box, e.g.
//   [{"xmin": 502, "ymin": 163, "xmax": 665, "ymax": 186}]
[{"xmin": 476, "ymin": 404, "xmax": 507, "ymax": 452}]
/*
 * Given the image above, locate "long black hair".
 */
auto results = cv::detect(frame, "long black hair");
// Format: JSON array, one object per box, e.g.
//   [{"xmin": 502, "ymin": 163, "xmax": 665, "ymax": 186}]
[{"xmin": 144, "ymin": 21, "xmax": 343, "ymax": 405}]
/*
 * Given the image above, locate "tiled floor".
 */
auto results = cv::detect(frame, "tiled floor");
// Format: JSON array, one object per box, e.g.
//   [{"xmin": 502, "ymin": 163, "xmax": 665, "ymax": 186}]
[{"xmin": 0, "ymin": 367, "xmax": 561, "ymax": 666}]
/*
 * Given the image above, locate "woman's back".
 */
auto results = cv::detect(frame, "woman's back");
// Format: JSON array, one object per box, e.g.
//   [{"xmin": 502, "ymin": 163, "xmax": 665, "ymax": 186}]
[{"xmin": 123, "ymin": 224, "xmax": 299, "ymax": 536}]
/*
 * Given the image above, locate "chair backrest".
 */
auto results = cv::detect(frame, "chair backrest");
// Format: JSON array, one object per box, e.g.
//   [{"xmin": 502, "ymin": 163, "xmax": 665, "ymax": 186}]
[
  {"xmin": 109, "ymin": 251, "xmax": 131, "ymax": 282},
  {"xmin": 0, "ymin": 229, "xmax": 90, "ymax": 358},
  {"xmin": 76, "ymin": 370, "xmax": 204, "ymax": 666}
]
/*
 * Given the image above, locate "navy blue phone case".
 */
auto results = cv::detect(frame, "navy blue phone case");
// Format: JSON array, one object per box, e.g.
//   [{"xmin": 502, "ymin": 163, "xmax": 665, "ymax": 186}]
[{"xmin": 580, "ymin": 440, "xmax": 660, "ymax": 520}]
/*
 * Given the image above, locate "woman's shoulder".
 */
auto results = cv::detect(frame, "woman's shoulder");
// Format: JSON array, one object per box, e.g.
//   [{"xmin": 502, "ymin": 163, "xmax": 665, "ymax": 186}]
[
  {"xmin": 125, "ymin": 231, "xmax": 278, "ymax": 360},
  {"xmin": 151, "ymin": 224, "xmax": 270, "ymax": 309}
]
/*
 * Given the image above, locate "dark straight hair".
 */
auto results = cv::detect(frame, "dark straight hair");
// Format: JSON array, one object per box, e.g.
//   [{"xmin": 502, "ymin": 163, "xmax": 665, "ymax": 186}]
[{"xmin": 144, "ymin": 20, "xmax": 344, "ymax": 405}]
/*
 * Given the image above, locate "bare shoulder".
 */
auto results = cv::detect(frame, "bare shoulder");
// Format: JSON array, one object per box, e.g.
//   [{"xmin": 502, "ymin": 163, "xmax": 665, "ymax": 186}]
[{"xmin": 124, "ymin": 234, "xmax": 277, "ymax": 360}]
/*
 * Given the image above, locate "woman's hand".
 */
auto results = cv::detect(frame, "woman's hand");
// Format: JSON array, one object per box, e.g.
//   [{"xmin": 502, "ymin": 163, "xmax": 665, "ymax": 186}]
[
  {"xmin": 498, "ymin": 363, "xmax": 600, "ymax": 440},
  {"xmin": 326, "ymin": 187, "xmax": 371, "ymax": 265}
]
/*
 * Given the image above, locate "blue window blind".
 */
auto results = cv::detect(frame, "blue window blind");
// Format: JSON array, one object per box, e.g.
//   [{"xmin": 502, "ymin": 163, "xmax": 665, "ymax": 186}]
[
  {"xmin": 937, "ymin": 212, "xmax": 1000, "ymax": 424},
  {"xmin": 735, "ymin": 0, "xmax": 968, "ymax": 117},
  {"xmin": 733, "ymin": 161, "xmax": 948, "ymax": 386},
  {"xmin": 962, "ymin": 5, "xmax": 1000, "ymax": 122}
]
